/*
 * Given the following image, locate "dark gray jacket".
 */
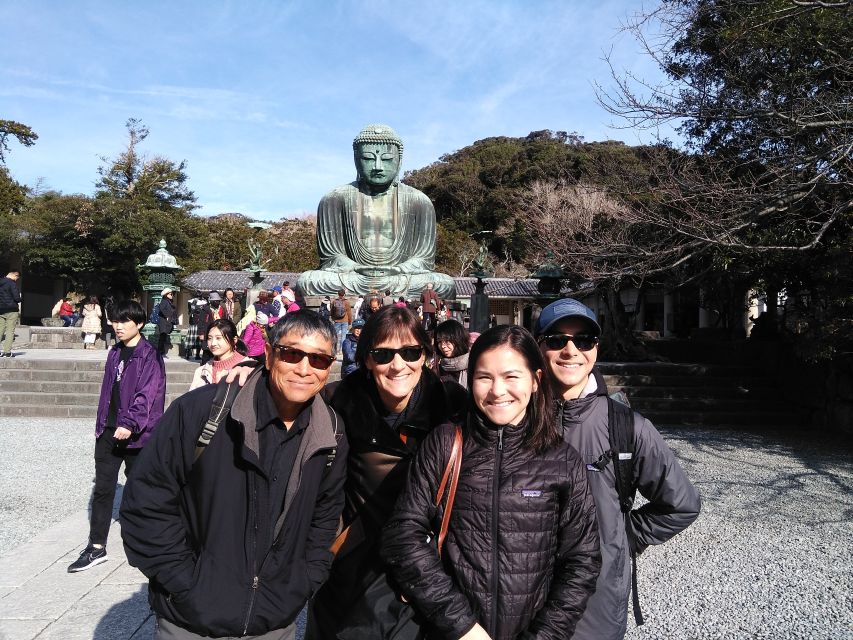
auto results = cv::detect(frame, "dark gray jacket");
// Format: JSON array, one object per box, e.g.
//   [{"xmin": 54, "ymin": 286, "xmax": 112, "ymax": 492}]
[{"xmin": 559, "ymin": 369, "xmax": 701, "ymax": 640}]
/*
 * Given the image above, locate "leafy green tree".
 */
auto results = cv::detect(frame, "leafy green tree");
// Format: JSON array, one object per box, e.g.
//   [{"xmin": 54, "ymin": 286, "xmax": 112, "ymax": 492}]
[
  {"xmin": 96, "ymin": 118, "xmax": 195, "ymax": 212},
  {"xmin": 595, "ymin": 0, "xmax": 853, "ymax": 356},
  {"xmin": 264, "ymin": 218, "xmax": 319, "ymax": 274},
  {"xmin": 0, "ymin": 119, "xmax": 37, "ymax": 164}
]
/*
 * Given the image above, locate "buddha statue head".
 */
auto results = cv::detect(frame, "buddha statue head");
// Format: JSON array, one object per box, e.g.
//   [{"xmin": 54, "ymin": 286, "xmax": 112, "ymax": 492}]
[{"xmin": 353, "ymin": 124, "xmax": 404, "ymax": 193}]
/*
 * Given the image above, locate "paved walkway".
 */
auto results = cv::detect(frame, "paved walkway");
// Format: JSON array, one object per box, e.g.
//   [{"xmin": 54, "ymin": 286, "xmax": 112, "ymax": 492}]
[{"xmin": 0, "ymin": 503, "xmax": 153, "ymax": 640}]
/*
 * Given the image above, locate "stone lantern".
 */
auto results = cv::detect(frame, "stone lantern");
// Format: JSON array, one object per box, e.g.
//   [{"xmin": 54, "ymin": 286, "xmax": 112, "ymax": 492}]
[
  {"xmin": 532, "ymin": 252, "xmax": 567, "ymax": 306},
  {"xmin": 528, "ymin": 252, "xmax": 567, "ymax": 332},
  {"xmin": 138, "ymin": 239, "xmax": 182, "ymax": 345}
]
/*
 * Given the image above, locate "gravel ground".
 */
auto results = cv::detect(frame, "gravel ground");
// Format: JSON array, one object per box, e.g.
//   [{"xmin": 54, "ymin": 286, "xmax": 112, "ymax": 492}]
[
  {"xmin": 2, "ymin": 418, "xmax": 851, "ymax": 638},
  {"xmin": 0, "ymin": 418, "xmax": 96, "ymax": 555},
  {"xmin": 626, "ymin": 426, "xmax": 853, "ymax": 640}
]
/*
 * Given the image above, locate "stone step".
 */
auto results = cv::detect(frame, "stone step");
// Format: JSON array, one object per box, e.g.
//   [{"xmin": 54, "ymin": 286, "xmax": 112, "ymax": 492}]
[
  {"xmin": 0, "ymin": 359, "xmax": 199, "ymax": 373},
  {"xmin": 0, "ymin": 369, "xmax": 194, "ymax": 383},
  {"xmin": 625, "ymin": 397, "xmax": 778, "ymax": 413},
  {"xmin": 0, "ymin": 404, "xmax": 99, "ymax": 418},
  {"xmin": 601, "ymin": 374, "xmax": 777, "ymax": 389},
  {"xmin": 0, "ymin": 380, "xmax": 191, "ymax": 394},
  {"xmin": 643, "ymin": 410, "xmax": 797, "ymax": 427},
  {"xmin": 610, "ymin": 385, "xmax": 779, "ymax": 400},
  {"xmin": 598, "ymin": 362, "xmax": 765, "ymax": 377},
  {"xmin": 0, "ymin": 391, "xmax": 185, "ymax": 406}
]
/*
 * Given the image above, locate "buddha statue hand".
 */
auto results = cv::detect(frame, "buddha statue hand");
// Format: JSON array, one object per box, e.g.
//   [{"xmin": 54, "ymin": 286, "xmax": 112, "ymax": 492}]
[{"xmin": 355, "ymin": 264, "xmax": 402, "ymax": 277}]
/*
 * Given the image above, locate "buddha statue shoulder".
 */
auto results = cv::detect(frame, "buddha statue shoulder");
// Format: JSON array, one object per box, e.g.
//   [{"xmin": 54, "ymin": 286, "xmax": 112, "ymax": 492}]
[{"xmin": 297, "ymin": 124, "xmax": 455, "ymax": 299}]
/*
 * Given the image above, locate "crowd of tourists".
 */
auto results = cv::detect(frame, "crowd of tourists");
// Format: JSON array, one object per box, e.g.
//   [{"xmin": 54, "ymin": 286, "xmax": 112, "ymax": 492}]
[{"xmin": 58, "ymin": 281, "xmax": 700, "ymax": 640}]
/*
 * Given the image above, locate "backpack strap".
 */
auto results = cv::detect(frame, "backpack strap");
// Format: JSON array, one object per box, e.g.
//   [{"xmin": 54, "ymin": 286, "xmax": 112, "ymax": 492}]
[
  {"xmin": 606, "ymin": 395, "xmax": 644, "ymax": 626},
  {"xmin": 194, "ymin": 380, "xmax": 243, "ymax": 462}
]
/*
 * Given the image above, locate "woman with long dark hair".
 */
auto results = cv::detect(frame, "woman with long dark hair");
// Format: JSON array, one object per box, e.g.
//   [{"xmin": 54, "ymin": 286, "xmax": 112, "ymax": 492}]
[
  {"xmin": 306, "ymin": 306, "xmax": 465, "ymax": 640},
  {"xmin": 382, "ymin": 325, "xmax": 601, "ymax": 640},
  {"xmin": 434, "ymin": 319, "xmax": 471, "ymax": 388},
  {"xmin": 188, "ymin": 319, "xmax": 251, "ymax": 390}
]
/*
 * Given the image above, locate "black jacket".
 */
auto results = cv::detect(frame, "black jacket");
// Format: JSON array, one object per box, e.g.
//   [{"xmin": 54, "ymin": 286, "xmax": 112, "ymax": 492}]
[
  {"xmin": 0, "ymin": 277, "xmax": 20, "ymax": 314},
  {"xmin": 306, "ymin": 368, "xmax": 465, "ymax": 639},
  {"xmin": 157, "ymin": 297, "xmax": 176, "ymax": 334},
  {"xmin": 382, "ymin": 418, "xmax": 601, "ymax": 640},
  {"xmin": 120, "ymin": 370, "xmax": 348, "ymax": 637}
]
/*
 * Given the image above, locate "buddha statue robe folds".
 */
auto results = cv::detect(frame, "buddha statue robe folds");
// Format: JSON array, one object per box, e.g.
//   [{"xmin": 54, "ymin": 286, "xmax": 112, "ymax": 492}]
[{"xmin": 297, "ymin": 124, "xmax": 455, "ymax": 299}]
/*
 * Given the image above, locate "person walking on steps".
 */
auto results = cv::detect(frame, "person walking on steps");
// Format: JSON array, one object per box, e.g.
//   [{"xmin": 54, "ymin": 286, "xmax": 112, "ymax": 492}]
[
  {"xmin": 0, "ymin": 270, "xmax": 21, "ymax": 358},
  {"xmin": 67, "ymin": 300, "xmax": 166, "ymax": 573}
]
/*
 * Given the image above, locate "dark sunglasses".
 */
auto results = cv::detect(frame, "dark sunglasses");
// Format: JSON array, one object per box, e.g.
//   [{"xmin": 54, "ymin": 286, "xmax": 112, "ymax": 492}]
[
  {"xmin": 537, "ymin": 333, "xmax": 599, "ymax": 352},
  {"xmin": 270, "ymin": 344, "xmax": 335, "ymax": 370},
  {"xmin": 369, "ymin": 346, "xmax": 424, "ymax": 365}
]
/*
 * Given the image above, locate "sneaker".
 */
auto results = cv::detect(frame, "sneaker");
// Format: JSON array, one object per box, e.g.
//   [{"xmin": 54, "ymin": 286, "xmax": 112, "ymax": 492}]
[{"xmin": 67, "ymin": 545, "xmax": 108, "ymax": 572}]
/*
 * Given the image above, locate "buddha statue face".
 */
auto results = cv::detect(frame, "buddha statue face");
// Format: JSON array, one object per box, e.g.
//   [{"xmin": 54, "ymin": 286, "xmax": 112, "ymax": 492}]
[{"xmin": 355, "ymin": 143, "xmax": 401, "ymax": 192}]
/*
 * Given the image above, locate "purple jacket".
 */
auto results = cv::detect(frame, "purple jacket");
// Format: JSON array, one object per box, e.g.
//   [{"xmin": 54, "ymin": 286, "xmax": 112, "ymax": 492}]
[{"xmin": 95, "ymin": 337, "xmax": 166, "ymax": 448}]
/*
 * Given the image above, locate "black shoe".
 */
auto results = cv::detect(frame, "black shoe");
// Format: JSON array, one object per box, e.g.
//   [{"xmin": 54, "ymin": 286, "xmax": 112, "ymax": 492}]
[{"xmin": 67, "ymin": 545, "xmax": 108, "ymax": 572}]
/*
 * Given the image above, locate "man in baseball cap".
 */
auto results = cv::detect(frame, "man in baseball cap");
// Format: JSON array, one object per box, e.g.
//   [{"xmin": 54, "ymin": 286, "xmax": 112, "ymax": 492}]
[{"xmin": 536, "ymin": 298, "xmax": 700, "ymax": 640}]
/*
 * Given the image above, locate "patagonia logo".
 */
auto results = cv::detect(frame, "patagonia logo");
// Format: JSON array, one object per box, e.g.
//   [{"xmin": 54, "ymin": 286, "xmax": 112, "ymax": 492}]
[
  {"xmin": 521, "ymin": 490, "xmax": 542, "ymax": 498},
  {"xmin": 618, "ymin": 453, "xmax": 633, "ymax": 461}
]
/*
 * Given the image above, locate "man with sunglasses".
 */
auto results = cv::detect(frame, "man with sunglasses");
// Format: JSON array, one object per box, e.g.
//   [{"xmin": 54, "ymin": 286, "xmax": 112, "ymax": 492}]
[
  {"xmin": 536, "ymin": 298, "xmax": 700, "ymax": 640},
  {"xmin": 121, "ymin": 310, "xmax": 348, "ymax": 640}
]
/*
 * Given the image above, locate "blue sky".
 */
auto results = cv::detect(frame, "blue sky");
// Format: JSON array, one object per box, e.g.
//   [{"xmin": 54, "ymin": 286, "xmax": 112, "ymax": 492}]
[{"xmin": 1, "ymin": 0, "xmax": 667, "ymax": 220}]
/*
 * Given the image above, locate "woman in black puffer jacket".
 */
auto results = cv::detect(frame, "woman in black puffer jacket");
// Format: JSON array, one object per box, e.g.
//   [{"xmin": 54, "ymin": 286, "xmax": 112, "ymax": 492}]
[{"xmin": 382, "ymin": 325, "xmax": 601, "ymax": 640}]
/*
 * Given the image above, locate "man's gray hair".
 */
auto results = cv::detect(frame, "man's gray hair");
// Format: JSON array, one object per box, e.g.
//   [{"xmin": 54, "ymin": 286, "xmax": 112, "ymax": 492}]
[{"xmin": 268, "ymin": 309, "xmax": 337, "ymax": 355}]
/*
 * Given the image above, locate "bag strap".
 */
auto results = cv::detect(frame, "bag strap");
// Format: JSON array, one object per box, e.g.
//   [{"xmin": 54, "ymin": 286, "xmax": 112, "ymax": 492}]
[
  {"xmin": 606, "ymin": 395, "xmax": 644, "ymax": 626},
  {"xmin": 434, "ymin": 425, "xmax": 463, "ymax": 557},
  {"xmin": 193, "ymin": 367, "xmax": 259, "ymax": 461}
]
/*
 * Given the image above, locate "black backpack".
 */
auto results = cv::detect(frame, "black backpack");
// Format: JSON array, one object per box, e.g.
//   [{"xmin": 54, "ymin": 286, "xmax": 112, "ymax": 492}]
[
  {"xmin": 592, "ymin": 393, "xmax": 645, "ymax": 626},
  {"xmin": 331, "ymin": 297, "xmax": 347, "ymax": 320}
]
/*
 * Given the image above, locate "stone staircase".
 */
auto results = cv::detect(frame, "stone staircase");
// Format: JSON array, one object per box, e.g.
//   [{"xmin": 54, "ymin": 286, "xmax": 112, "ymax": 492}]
[
  {"xmin": 0, "ymin": 358, "xmax": 198, "ymax": 418},
  {"xmin": 599, "ymin": 361, "xmax": 796, "ymax": 427},
  {"xmin": 0, "ymin": 357, "xmax": 343, "ymax": 418}
]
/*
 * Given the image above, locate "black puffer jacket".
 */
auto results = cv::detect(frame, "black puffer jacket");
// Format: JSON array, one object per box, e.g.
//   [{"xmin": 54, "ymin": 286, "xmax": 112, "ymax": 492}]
[{"xmin": 382, "ymin": 419, "xmax": 601, "ymax": 640}]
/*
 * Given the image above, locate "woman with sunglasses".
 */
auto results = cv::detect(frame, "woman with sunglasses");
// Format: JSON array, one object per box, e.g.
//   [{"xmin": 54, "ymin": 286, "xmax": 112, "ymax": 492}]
[
  {"xmin": 306, "ymin": 305, "xmax": 466, "ymax": 640},
  {"xmin": 382, "ymin": 325, "xmax": 601, "ymax": 640}
]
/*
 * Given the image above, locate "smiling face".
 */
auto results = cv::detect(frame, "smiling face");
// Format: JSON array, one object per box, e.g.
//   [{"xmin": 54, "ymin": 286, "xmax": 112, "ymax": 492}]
[
  {"xmin": 356, "ymin": 143, "xmax": 400, "ymax": 191},
  {"xmin": 539, "ymin": 318, "xmax": 598, "ymax": 400},
  {"xmin": 265, "ymin": 330, "xmax": 334, "ymax": 421},
  {"xmin": 365, "ymin": 331, "xmax": 425, "ymax": 413},
  {"xmin": 472, "ymin": 345, "xmax": 539, "ymax": 427},
  {"xmin": 207, "ymin": 326, "xmax": 234, "ymax": 360}
]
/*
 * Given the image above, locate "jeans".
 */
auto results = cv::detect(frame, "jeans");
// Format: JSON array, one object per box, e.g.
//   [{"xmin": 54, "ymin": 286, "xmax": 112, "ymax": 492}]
[
  {"xmin": 334, "ymin": 322, "xmax": 348, "ymax": 352},
  {"xmin": 90, "ymin": 430, "xmax": 139, "ymax": 546},
  {"xmin": 0, "ymin": 310, "xmax": 19, "ymax": 353},
  {"xmin": 60, "ymin": 315, "xmax": 75, "ymax": 327}
]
